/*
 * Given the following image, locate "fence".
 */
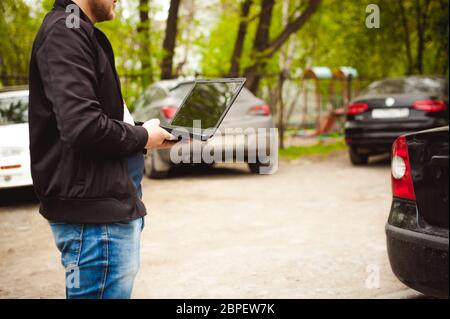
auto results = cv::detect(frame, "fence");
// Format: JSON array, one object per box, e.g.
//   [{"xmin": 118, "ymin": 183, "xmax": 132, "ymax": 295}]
[
  {"xmin": 0, "ymin": 74, "xmax": 28, "ymax": 88},
  {"xmin": 1, "ymin": 72, "xmax": 376, "ymax": 134}
]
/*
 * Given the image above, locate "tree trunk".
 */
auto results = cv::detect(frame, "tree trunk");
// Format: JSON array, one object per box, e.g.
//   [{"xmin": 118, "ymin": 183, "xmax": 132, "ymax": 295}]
[
  {"xmin": 415, "ymin": 0, "xmax": 431, "ymax": 74},
  {"xmin": 264, "ymin": 0, "xmax": 321, "ymax": 56},
  {"xmin": 398, "ymin": 0, "xmax": 413, "ymax": 74},
  {"xmin": 229, "ymin": 0, "xmax": 253, "ymax": 77},
  {"xmin": 276, "ymin": 0, "xmax": 296, "ymax": 149},
  {"xmin": 244, "ymin": 0, "xmax": 321, "ymax": 94},
  {"xmin": 243, "ymin": 0, "xmax": 275, "ymax": 93},
  {"xmin": 137, "ymin": 0, "xmax": 153, "ymax": 86},
  {"xmin": 176, "ymin": 0, "xmax": 195, "ymax": 77},
  {"xmin": 276, "ymin": 71, "xmax": 287, "ymax": 149},
  {"xmin": 161, "ymin": 0, "xmax": 181, "ymax": 80}
]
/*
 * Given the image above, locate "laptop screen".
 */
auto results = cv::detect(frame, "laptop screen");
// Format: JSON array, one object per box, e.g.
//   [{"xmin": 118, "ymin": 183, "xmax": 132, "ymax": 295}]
[{"xmin": 170, "ymin": 80, "xmax": 244, "ymax": 130}]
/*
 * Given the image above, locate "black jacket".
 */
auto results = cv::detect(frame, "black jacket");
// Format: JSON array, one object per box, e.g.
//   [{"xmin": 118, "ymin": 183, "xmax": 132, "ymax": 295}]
[{"xmin": 28, "ymin": 0, "xmax": 148, "ymax": 223}]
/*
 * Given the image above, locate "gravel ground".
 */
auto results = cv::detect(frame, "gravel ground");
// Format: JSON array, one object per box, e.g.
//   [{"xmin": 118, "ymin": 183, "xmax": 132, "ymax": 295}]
[{"xmin": 0, "ymin": 151, "xmax": 420, "ymax": 298}]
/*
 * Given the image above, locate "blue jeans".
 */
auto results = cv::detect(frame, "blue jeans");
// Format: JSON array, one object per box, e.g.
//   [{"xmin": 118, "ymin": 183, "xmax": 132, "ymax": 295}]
[{"xmin": 49, "ymin": 152, "xmax": 145, "ymax": 299}]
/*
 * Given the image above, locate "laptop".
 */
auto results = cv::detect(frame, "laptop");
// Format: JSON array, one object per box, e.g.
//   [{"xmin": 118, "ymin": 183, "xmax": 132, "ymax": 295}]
[{"xmin": 160, "ymin": 78, "xmax": 246, "ymax": 141}]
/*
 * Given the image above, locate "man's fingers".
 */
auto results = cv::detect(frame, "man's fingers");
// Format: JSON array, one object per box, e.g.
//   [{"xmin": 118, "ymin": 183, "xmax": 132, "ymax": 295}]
[
  {"xmin": 144, "ymin": 118, "xmax": 160, "ymax": 128},
  {"xmin": 162, "ymin": 129, "xmax": 176, "ymax": 141},
  {"xmin": 159, "ymin": 140, "xmax": 178, "ymax": 148}
]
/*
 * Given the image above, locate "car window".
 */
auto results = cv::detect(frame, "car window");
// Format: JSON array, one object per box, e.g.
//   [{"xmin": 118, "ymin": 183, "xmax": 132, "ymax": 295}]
[
  {"xmin": 145, "ymin": 87, "xmax": 167, "ymax": 103},
  {"xmin": 133, "ymin": 103, "xmax": 156, "ymax": 122},
  {"xmin": 362, "ymin": 77, "xmax": 447, "ymax": 96},
  {"xmin": 170, "ymin": 83, "xmax": 195, "ymax": 99},
  {"xmin": 133, "ymin": 94, "xmax": 146, "ymax": 110},
  {"xmin": 235, "ymin": 87, "xmax": 255, "ymax": 100},
  {"xmin": 0, "ymin": 95, "xmax": 28, "ymax": 125}
]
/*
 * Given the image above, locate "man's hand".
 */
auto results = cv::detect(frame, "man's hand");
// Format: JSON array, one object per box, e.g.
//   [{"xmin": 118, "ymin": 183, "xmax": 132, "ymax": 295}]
[{"xmin": 143, "ymin": 119, "xmax": 178, "ymax": 149}]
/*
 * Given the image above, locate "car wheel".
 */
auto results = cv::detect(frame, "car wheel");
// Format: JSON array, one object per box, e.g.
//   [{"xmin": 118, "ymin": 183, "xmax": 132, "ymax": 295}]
[
  {"xmin": 144, "ymin": 150, "xmax": 169, "ymax": 179},
  {"xmin": 349, "ymin": 147, "xmax": 369, "ymax": 166},
  {"xmin": 247, "ymin": 161, "xmax": 270, "ymax": 174},
  {"xmin": 197, "ymin": 162, "xmax": 215, "ymax": 169}
]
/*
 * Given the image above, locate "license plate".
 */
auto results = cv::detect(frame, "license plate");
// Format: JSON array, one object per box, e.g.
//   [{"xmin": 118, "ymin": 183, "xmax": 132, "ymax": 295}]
[{"xmin": 372, "ymin": 108, "xmax": 410, "ymax": 119}]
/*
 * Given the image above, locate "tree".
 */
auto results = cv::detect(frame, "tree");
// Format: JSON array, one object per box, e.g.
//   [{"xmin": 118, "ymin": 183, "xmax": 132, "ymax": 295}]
[
  {"xmin": 274, "ymin": 0, "xmax": 298, "ymax": 149},
  {"xmin": 137, "ymin": 0, "xmax": 153, "ymax": 86},
  {"xmin": 175, "ymin": 0, "xmax": 196, "ymax": 77},
  {"xmin": 243, "ymin": 0, "xmax": 275, "ymax": 93},
  {"xmin": 0, "ymin": 0, "xmax": 39, "ymax": 86},
  {"xmin": 414, "ymin": 0, "xmax": 431, "ymax": 74},
  {"xmin": 160, "ymin": 0, "xmax": 182, "ymax": 79},
  {"xmin": 229, "ymin": 0, "xmax": 253, "ymax": 77},
  {"xmin": 244, "ymin": 0, "xmax": 322, "ymax": 94},
  {"xmin": 395, "ymin": 0, "xmax": 448, "ymax": 75},
  {"xmin": 398, "ymin": 0, "xmax": 414, "ymax": 74}
]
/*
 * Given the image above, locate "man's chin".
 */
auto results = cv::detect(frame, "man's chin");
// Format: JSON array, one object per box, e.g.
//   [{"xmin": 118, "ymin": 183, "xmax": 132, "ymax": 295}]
[{"xmin": 98, "ymin": 11, "xmax": 115, "ymax": 22}]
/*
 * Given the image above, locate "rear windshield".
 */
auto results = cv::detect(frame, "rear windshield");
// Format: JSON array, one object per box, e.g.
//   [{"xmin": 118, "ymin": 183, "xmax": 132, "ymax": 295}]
[
  {"xmin": 361, "ymin": 77, "xmax": 448, "ymax": 96},
  {"xmin": 170, "ymin": 83, "xmax": 195, "ymax": 98},
  {"xmin": 0, "ymin": 95, "xmax": 29, "ymax": 125}
]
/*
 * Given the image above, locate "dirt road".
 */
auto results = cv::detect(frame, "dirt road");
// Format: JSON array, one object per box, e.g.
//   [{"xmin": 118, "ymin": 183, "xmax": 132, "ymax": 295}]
[{"xmin": 0, "ymin": 151, "xmax": 418, "ymax": 298}]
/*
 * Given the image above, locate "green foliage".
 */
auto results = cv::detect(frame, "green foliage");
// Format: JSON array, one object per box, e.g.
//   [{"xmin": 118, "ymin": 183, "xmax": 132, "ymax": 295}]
[
  {"xmin": 199, "ymin": 1, "xmax": 240, "ymax": 76},
  {"xmin": 0, "ymin": 0, "xmax": 41, "ymax": 87},
  {"xmin": 0, "ymin": 0, "xmax": 448, "ymax": 102},
  {"xmin": 294, "ymin": 0, "xmax": 448, "ymax": 79},
  {"xmin": 96, "ymin": 1, "xmax": 164, "ymax": 105},
  {"xmin": 279, "ymin": 138, "xmax": 347, "ymax": 159}
]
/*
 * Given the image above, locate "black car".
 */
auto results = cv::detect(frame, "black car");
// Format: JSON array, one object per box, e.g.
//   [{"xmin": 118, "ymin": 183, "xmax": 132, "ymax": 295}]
[
  {"xmin": 386, "ymin": 126, "xmax": 448, "ymax": 298},
  {"xmin": 345, "ymin": 76, "xmax": 448, "ymax": 165}
]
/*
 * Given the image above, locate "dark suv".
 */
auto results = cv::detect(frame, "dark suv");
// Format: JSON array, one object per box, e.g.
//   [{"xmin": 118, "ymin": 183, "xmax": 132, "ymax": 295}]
[{"xmin": 345, "ymin": 76, "xmax": 448, "ymax": 165}]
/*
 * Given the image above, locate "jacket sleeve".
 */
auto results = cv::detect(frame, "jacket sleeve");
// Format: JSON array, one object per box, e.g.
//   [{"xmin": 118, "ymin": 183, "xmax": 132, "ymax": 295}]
[{"xmin": 36, "ymin": 20, "xmax": 148, "ymax": 158}]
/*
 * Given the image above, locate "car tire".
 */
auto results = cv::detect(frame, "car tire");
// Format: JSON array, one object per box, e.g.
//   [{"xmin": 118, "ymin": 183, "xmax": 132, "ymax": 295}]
[
  {"xmin": 144, "ymin": 150, "xmax": 169, "ymax": 179},
  {"xmin": 349, "ymin": 147, "xmax": 369, "ymax": 166},
  {"xmin": 248, "ymin": 161, "xmax": 270, "ymax": 174}
]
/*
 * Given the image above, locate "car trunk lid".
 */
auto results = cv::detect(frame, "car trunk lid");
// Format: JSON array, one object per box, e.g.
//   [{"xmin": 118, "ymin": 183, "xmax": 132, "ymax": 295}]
[{"xmin": 407, "ymin": 127, "xmax": 449, "ymax": 229}]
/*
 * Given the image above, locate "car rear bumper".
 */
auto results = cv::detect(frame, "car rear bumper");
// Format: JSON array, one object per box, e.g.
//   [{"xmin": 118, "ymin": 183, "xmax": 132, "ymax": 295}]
[
  {"xmin": 0, "ymin": 170, "xmax": 33, "ymax": 189},
  {"xmin": 345, "ymin": 121, "xmax": 445, "ymax": 153},
  {"xmin": 345, "ymin": 132, "xmax": 404, "ymax": 152},
  {"xmin": 386, "ymin": 223, "xmax": 449, "ymax": 298}
]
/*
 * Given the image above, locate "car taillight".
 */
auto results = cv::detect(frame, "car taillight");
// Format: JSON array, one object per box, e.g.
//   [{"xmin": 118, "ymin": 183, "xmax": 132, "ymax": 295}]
[
  {"xmin": 413, "ymin": 99, "xmax": 447, "ymax": 112},
  {"xmin": 248, "ymin": 104, "xmax": 271, "ymax": 116},
  {"xmin": 161, "ymin": 106, "xmax": 177, "ymax": 119},
  {"xmin": 391, "ymin": 135, "xmax": 416, "ymax": 200},
  {"xmin": 347, "ymin": 103, "xmax": 369, "ymax": 115}
]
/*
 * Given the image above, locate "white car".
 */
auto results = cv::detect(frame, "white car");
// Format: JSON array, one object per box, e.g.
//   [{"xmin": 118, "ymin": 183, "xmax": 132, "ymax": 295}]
[{"xmin": 0, "ymin": 88, "xmax": 33, "ymax": 189}]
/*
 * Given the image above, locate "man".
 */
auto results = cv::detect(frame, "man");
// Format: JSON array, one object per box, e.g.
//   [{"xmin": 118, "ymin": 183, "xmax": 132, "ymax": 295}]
[{"xmin": 28, "ymin": 0, "xmax": 176, "ymax": 298}]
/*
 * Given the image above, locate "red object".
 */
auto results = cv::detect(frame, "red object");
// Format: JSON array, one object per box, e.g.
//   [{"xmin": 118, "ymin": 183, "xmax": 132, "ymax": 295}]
[
  {"xmin": 161, "ymin": 106, "xmax": 177, "ymax": 119},
  {"xmin": 413, "ymin": 99, "xmax": 447, "ymax": 112},
  {"xmin": 0, "ymin": 164, "xmax": 21, "ymax": 170},
  {"xmin": 347, "ymin": 103, "xmax": 369, "ymax": 115},
  {"xmin": 391, "ymin": 135, "xmax": 416, "ymax": 200},
  {"xmin": 248, "ymin": 104, "xmax": 271, "ymax": 116}
]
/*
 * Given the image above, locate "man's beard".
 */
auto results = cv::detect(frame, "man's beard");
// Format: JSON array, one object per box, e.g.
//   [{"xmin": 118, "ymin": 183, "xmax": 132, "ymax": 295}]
[{"xmin": 90, "ymin": 1, "xmax": 115, "ymax": 22}]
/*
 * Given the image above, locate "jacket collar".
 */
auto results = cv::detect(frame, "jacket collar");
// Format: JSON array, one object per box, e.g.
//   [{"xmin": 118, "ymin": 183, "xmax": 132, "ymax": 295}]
[{"xmin": 53, "ymin": 0, "xmax": 93, "ymax": 25}]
